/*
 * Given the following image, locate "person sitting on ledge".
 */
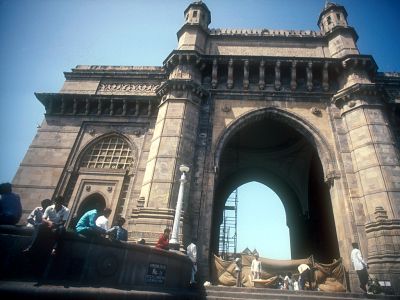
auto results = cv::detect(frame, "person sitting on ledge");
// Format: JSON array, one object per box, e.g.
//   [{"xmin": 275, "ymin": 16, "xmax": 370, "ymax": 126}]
[
  {"xmin": 0, "ymin": 182, "xmax": 22, "ymax": 225},
  {"xmin": 23, "ymin": 196, "xmax": 69, "ymax": 255},
  {"xmin": 155, "ymin": 228, "xmax": 170, "ymax": 250},
  {"xmin": 27, "ymin": 198, "xmax": 52, "ymax": 228},
  {"xmin": 75, "ymin": 206, "xmax": 111, "ymax": 238},
  {"xmin": 107, "ymin": 216, "xmax": 128, "ymax": 241}
]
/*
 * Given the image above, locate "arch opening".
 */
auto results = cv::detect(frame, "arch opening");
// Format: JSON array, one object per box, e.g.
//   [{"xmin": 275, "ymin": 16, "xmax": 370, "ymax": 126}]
[
  {"xmin": 212, "ymin": 113, "xmax": 339, "ymax": 262},
  {"xmin": 70, "ymin": 192, "xmax": 106, "ymax": 228},
  {"xmin": 218, "ymin": 181, "xmax": 291, "ymax": 260}
]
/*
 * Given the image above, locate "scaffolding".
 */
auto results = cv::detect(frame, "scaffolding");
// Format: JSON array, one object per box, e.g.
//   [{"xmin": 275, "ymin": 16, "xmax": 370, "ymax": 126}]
[{"xmin": 218, "ymin": 189, "xmax": 238, "ymax": 260}]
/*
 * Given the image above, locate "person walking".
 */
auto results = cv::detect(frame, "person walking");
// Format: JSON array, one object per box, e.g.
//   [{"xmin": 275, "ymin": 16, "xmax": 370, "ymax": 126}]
[
  {"xmin": 187, "ymin": 240, "xmax": 197, "ymax": 285},
  {"xmin": 351, "ymin": 242, "xmax": 369, "ymax": 293}
]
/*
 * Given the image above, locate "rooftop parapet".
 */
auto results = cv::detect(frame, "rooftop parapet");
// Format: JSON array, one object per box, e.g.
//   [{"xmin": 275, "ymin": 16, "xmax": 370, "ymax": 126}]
[{"xmin": 209, "ymin": 28, "xmax": 323, "ymax": 38}]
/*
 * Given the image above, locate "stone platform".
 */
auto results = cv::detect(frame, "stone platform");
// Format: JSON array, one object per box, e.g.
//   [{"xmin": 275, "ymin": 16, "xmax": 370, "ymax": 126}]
[{"xmin": 0, "ymin": 225, "xmax": 192, "ymax": 289}]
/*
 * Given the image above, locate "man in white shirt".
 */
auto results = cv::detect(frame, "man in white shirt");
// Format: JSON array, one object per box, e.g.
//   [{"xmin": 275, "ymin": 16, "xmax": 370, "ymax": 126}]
[
  {"xmin": 187, "ymin": 240, "xmax": 197, "ymax": 285},
  {"xmin": 95, "ymin": 208, "xmax": 112, "ymax": 231},
  {"xmin": 351, "ymin": 242, "xmax": 369, "ymax": 292},
  {"xmin": 26, "ymin": 198, "xmax": 52, "ymax": 228},
  {"xmin": 251, "ymin": 253, "xmax": 262, "ymax": 280},
  {"xmin": 24, "ymin": 196, "xmax": 69, "ymax": 255},
  {"xmin": 297, "ymin": 263, "xmax": 311, "ymax": 290}
]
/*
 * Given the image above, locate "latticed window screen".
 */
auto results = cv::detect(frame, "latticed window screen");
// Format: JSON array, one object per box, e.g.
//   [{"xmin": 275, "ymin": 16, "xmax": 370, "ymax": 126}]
[{"xmin": 81, "ymin": 136, "xmax": 133, "ymax": 169}]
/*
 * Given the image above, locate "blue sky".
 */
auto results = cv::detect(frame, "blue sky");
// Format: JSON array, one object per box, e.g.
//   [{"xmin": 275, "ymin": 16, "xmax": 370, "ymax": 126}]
[{"xmin": 0, "ymin": 0, "xmax": 399, "ymax": 259}]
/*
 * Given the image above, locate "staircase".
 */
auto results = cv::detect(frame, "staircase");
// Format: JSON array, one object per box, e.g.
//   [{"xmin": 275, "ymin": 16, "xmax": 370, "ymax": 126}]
[{"xmin": 204, "ymin": 286, "xmax": 397, "ymax": 300}]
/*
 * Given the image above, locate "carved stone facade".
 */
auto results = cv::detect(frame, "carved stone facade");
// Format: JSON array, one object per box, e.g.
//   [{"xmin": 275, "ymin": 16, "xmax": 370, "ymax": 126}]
[{"xmin": 12, "ymin": 2, "xmax": 400, "ymax": 293}]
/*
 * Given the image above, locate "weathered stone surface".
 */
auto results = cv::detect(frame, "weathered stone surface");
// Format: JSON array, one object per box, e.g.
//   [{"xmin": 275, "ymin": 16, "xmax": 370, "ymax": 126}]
[{"xmin": 11, "ymin": 1, "xmax": 400, "ymax": 295}]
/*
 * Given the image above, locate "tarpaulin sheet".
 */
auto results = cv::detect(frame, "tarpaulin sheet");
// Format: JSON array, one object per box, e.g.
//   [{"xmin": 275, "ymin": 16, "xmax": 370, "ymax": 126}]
[{"xmin": 212, "ymin": 254, "xmax": 346, "ymax": 292}]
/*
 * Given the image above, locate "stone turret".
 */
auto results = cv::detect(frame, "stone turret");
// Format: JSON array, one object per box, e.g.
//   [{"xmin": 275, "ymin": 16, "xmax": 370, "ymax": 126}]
[
  {"xmin": 177, "ymin": 1, "xmax": 211, "ymax": 53},
  {"xmin": 318, "ymin": 2, "xmax": 359, "ymax": 58}
]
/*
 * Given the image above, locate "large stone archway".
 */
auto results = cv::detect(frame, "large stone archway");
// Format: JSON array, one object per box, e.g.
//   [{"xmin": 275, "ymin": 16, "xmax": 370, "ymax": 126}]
[{"xmin": 211, "ymin": 108, "xmax": 340, "ymax": 261}]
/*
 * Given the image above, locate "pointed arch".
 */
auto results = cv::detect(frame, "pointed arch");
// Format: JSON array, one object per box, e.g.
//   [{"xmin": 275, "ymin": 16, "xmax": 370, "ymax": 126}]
[
  {"xmin": 73, "ymin": 132, "xmax": 137, "ymax": 172},
  {"xmin": 214, "ymin": 107, "xmax": 339, "ymax": 183}
]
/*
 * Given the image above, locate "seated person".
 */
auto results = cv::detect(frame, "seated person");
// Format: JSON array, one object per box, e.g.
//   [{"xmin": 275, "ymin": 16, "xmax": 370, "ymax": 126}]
[
  {"xmin": 107, "ymin": 217, "xmax": 128, "ymax": 241},
  {"xmin": 76, "ymin": 207, "xmax": 111, "ymax": 238},
  {"xmin": 155, "ymin": 228, "xmax": 170, "ymax": 250},
  {"xmin": 23, "ymin": 196, "xmax": 69, "ymax": 255},
  {"xmin": 0, "ymin": 182, "xmax": 22, "ymax": 225},
  {"xmin": 95, "ymin": 208, "xmax": 112, "ymax": 231},
  {"xmin": 27, "ymin": 198, "xmax": 52, "ymax": 228}
]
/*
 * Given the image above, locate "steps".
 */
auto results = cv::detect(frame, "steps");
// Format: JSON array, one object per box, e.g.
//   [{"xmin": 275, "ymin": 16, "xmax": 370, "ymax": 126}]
[{"xmin": 204, "ymin": 286, "xmax": 397, "ymax": 300}]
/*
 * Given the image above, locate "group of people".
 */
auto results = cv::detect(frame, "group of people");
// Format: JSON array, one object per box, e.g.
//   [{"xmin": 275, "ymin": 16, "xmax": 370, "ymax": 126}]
[
  {"xmin": 1, "ymin": 182, "xmax": 371, "ymax": 292},
  {"xmin": 250, "ymin": 254, "xmax": 312, "ymax": 290},
  {"xmin": 249, "ymin": 243, "xmax": 371, "ymax": 293}
]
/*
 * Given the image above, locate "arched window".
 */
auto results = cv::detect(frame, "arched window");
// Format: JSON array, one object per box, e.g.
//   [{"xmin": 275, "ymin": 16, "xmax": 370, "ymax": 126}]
[{"xmin": 81, "ymin": 136, "xmax": 133, "ymax": 170}]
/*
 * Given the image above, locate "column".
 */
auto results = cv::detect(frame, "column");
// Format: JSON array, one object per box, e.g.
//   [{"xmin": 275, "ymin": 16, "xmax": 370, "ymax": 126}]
[
  {"xmin": 274, "ymin": 60, "xmax": 281, "ymax": 90},
  {"xmin": 227, "ymin": 58, "xmax": 233, "ymax": 89},
  {"xmin": 243, "ymin": 59, "xmax": 249, "ymax": 89},
  {"xmin": 259, "ymin": 60, "xmax": 265, "ymax": 90}
]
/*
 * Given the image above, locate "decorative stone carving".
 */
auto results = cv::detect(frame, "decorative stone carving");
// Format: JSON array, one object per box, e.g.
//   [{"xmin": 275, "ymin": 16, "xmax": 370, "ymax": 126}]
[
  {"xmin": 107, "ymin": 186, "xmax": 113, "ymax": 192},
  {"xmin": 97, "ymin": 82, "xmax": 159, "ymax": 95},
  {"xmin": 86, "ymin": 185, "xmax": 91, "ymax": 192},
  {"xmin": 134, "ymin": 129, "xmax": 142, "ymax": 136},
  {"xmin": 310, "ymin": 107, "xmax": 322, "ymax": 116},
  {"xmin": 374, "ymin": 206, "xmax": 388, "ymax": 221},
  {"xmin": 222, "ymin": 104, "xmax": 231, "ymax": 112},
  {"xmin": 348, "ymin": 100, "xmax": 356, "ymax": 108}
]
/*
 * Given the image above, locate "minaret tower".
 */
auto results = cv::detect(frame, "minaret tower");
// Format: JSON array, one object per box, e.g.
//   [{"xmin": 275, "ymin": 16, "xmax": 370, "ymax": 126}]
[
  {"xmin": 318, "ymin": 2, "xmax": 359, "ymax": 58},
  {"xmin": 177, "ymin": 1, "xmax": 211, "ymax": 52}
]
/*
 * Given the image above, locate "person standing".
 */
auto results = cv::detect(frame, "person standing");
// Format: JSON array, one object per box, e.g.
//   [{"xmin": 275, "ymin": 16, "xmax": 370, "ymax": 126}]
[
  {"xmin": 251, "ymin": 253, "xmax": 262, "ymax": 280},
  {"xmin": 284, "ymin": 272, "xmax": 294, "ymax": 290},
  {"xmin": 351, "ymin": 242, "xmax": 369, "ymax": 293},
  {"xmin": 297, "ymin": 263, "xmax": 312, "ymax": 290},
  {"xmin": 187, "ymin": 240, "xmax": 197, "ymax": 285},
  {"xmin": 155, "ymin": 228, "xmax": 170, "ymax": 250},
  {"xmin": 0, "ymin": 182, "xmax": 22, "ymax": 225}
]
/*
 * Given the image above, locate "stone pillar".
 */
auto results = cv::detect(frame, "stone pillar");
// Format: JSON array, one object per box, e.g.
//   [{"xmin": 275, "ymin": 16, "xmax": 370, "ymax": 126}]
[
  {"xmin": 137, "ymin": 59, "xmax": 206, "ymax": 245},
  {"xmin": 227, "ymin": 58, "xmax": 233, "ymax": 89},
  {"xmin": 274, "ymin": 60, "xmax": 281, "ymax": 90},
  {"xmin": 333, "ymin": 81, "xmax": 400, "ymax": 292},
  {"xmin": 290, "ymin": 60, "xmax": 297, "ymax": 91},
  {"xmin": 243, "ymin": 59, "xmax": 249, "ymax": 90},
  {"xmin": 366, "ymin": 207, "xmax": 400, "ymax": 293},
  {"xmin": 212, "ymin": 58, "xmax": 218, "ymax": 88},
  {"xmin": 259, "ymin": 60, "xmax": 265, "ymax": 90},
  {"xmin": 323, "ymin": 62, "xmax": 329, "ymax": 92},
  {"xmin": 306, "ymin": 62, "xmax": 313, "ymax": 91}
]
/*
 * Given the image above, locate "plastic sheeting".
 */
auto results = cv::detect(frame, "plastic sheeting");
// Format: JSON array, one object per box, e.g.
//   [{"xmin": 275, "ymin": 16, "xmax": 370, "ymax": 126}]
[{"xmin": 212, "ymin": 254, "xmax": 346, "ymax": 292}]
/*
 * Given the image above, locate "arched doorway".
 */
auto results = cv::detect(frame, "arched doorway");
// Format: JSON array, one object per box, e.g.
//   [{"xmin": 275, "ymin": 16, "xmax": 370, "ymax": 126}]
[
  {"xmin": 69, "ymin": 193, "xmax": 106, "ymax": 228},
  {"xmin": 212, "ymin": 110, "xmax": 340, "ymax": 262}
]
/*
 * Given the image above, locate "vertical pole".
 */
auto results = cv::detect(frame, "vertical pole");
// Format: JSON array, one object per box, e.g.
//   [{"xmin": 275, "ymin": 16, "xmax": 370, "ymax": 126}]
[{"xmin": 169, "ymin": 167, "xmax": 188, "ymax": 249}]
